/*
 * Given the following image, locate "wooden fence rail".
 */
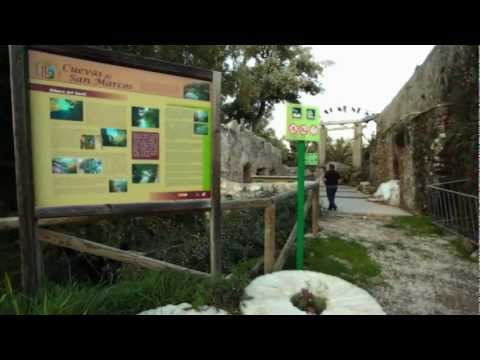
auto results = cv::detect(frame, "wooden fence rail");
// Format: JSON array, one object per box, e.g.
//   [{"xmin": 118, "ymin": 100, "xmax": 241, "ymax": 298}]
[
  {"xmin": 38, "ymin": 229, "xmax": 210, "ymax": 278},
  {"xmin": 1, "ymin": 181, "xmax": 321, "ymax": 280}
]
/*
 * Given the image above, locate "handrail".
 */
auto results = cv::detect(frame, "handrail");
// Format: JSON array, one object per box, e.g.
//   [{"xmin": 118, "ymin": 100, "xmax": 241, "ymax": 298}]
[
  {"xmin": 427, "ymin": 180, "xmax": 478, "ymax": 244},
  {"xmin": 428, "ymin": 179, "xmax": 470, "ymax": 188},
  {"xmin": 427, "ymin": 185, "xmax": 478, "ymax": 200}
]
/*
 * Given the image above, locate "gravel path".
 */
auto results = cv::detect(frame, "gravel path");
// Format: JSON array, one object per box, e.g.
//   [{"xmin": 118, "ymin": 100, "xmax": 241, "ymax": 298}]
[{"xmin": 318, "ymin": 216, "xmax": 479, "ymax": 315}]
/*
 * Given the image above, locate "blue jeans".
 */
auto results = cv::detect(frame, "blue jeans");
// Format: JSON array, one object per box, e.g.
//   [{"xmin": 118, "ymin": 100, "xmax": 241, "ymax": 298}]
[{"xmin": 326, "ymin": 186, "xmax": 338, "ymax": 210}]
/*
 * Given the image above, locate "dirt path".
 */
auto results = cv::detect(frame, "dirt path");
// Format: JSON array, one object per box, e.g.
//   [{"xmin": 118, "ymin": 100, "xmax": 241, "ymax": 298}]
[{"xmin": 318, "ymin": 216, "xmax": 479, "ymax": 315}]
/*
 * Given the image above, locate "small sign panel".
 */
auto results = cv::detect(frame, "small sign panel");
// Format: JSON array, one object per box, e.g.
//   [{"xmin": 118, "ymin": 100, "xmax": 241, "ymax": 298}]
[
  {"xmin": 305, "ymin": 153, "xmax": 319, "ymax": 166},
  {"xmin": 286, "ymin": 103, "xmax": 321, "ymax": 142}
]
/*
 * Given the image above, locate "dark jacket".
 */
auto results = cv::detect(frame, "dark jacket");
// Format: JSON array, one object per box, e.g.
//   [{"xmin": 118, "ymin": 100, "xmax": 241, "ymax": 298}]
[{"xmin": 324, "ymin": 170, "xmax": 340, "ymax": 187}]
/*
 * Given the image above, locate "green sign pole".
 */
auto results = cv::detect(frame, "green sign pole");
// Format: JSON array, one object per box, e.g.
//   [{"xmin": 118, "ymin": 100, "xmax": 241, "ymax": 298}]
[
  {"xmin": 286, "ymin": 102, "xmax": 321, "ymax": 271},
  {"xmin": 296, "ymin": 140, "xmax": 305, "ymax": 270}
]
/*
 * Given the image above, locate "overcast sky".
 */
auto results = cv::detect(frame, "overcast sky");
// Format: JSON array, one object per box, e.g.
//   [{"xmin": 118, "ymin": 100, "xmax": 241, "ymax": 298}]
[{"xmin": 268, "ymin": 45, "xmax": 435, "ymax": 143}]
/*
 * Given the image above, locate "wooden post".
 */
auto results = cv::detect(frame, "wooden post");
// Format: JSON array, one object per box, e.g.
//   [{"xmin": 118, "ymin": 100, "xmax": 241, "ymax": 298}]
[
  {"xmin": 273, "ymin": 191, "xmax": 313, "ymax": 272},
  {"xmin": 312, "ymin": 185, "xmax": 319, "ymax": 234},
  {"xmin": 9, "ymin": 45, "xmax": 42, "ymax": 295},
  {"xmin": 209, "ymin": 71, "xmax": 222, "ymax": 276},
  {"xmin": 264, "ymin": 203, "xmax": 276, "ymax": 274}
]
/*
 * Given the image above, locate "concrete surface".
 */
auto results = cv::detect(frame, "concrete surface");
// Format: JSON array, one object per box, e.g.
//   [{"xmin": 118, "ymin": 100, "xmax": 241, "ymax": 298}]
[{"xmin": 320, "ymin": 185, "xmax": 411, "ymax": 217}]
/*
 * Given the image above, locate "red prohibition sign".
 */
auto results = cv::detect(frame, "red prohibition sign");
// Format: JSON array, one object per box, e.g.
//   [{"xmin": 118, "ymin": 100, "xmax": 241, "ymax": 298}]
[
  {"xmin": 299, "ymin": 125, "xmax": 308, "ymax": 135},
  {"xmin": 289, "ymin": 124, "xmax": 298, "ymax": 134}
]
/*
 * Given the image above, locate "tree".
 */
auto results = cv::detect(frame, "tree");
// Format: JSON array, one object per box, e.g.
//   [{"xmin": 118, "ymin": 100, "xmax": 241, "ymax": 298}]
[
  {"xmin": 101, "ymin": 45, "xmax": 324, "ymax": 132},
  {"xmin": 326, "ymin": 137, "xmax": 353, "ymax": 165},
  {"xmin": 222, "ymin": 45, "xmax": 324, "ymax": 130}
]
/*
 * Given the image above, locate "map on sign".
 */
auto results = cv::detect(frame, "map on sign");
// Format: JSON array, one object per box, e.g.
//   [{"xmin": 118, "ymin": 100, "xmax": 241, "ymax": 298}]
[
  {"xmin": 286, "ymin": 103, "xmax": 321, "ymax": 142},
  {"xmin": 28, "ymin": 50, "xmax": 213, "ymax": 208}
]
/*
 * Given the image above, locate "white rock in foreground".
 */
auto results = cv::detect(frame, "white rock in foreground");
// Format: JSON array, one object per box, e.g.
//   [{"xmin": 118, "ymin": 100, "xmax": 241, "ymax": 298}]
[
  {"xmin": 138, "ymin": 303, "xmax": 229, "ymax": 315},
  {"xmin": 241, "ymin": 271, "xmax": 385, "ymax": 315}
]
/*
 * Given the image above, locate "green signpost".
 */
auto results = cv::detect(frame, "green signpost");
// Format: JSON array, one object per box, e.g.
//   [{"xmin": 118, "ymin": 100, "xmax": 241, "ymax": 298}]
[{"xmin": 286, "ymin": 103, "xmax": 321, "ymax": 270}]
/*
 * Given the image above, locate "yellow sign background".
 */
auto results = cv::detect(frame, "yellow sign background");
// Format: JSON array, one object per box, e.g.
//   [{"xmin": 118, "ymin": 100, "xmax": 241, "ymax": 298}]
[{"xmin": 29, "ymin": 51, "xmax": 213, "ymax": 208}]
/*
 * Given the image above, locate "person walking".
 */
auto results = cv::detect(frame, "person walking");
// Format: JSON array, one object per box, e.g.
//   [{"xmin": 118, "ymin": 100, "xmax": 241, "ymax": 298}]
[{"xmin": 324, "ymin": 164, "xmax": 341, "ymax": 211}]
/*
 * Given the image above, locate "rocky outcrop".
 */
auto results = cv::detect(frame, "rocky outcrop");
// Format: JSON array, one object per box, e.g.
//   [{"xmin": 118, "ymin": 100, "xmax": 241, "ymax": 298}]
[
  {"xmin": 370, "ymin": 45, "xmax": 478, "ymax": 213},
  {"xmin": 221, "ymin": 121, "xmax": 288, "ymax": 182}
]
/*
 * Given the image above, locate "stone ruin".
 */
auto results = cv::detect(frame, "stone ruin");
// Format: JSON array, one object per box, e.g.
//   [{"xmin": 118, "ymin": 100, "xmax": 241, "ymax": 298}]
[
  {"xmin": 369, "ymin": 45, "xmax": 478, "ymax": 214},
  {"xmin": 221, "ymin": 120, "xmax": 291, "ymax": 183}
]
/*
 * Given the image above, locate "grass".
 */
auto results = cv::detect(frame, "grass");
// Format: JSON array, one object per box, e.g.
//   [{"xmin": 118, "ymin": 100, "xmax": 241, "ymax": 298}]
[
  {"xmin": 285, "ymin": 235, "xmax": 382, "ymax": 289},
  {"xmin": 449, "ymin": 238, "xmax": 477, "ymax": 262},
  {"xmin": 384, "ymin": 216, "xmax": 446, "ymax": 237},
  {"xmin": 0, "ymin": 259, "xmax": 257, "ymax": 315}
]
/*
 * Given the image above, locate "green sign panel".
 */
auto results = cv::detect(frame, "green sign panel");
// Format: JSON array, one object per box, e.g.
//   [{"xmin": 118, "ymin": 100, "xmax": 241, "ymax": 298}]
[
  {"xmin": 286, "ymin": 103, "xmax": 321, "ymax": 142},
  {"xmin": 305, "ymin": 153, "xmax": 319, "ymax": 166}
]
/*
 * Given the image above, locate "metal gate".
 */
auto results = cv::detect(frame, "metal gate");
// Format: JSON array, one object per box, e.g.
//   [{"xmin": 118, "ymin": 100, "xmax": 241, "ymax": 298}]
[{"xmin": 427, "ymin": 179, "xmax": 479, "ymax": 244}]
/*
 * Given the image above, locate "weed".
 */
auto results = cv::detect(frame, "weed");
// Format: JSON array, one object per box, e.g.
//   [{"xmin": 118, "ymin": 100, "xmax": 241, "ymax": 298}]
[
  {"xmin": 285, "ymin": 235, "xmax": 382, "ymax": 289},
  {"xmin": 384, "ymin": 216, "xmax": 446, "ymax": 237},
  {"xmin": 0, "ymin": 258, "xmax": 257, "ymax": 315},
  {"xmin": 449, "ymin": 238, "xmax": 477, "ymax": 262}
]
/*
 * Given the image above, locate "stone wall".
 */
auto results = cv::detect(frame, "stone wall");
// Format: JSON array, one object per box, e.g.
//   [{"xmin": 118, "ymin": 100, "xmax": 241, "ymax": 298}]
[
  {"xmin": 370, "ymin": 45, "xmax": 478, "ymax": 213},
  {"xmin": 221, "ymin": 121, "xmax": 288, "ymax": 182}
]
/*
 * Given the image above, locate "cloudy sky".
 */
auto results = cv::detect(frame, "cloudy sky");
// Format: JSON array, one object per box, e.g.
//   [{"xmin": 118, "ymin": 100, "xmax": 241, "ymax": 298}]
[{"xmin": 268, "ymin": 45, "xmax": 435, "ymax": 142}]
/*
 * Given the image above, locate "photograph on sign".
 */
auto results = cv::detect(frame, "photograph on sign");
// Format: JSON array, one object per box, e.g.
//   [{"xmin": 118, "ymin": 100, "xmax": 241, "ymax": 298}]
[
  {"xmin": 194, "ymin": 110, "xmax": 209, "ymax": 123},
  {"xmin": 50, "ymin": 98, "xmax": 83, "ymax": 121},
  {"xmin": 28, "ymin": 50, "xmax": 214, "ymax": 208},
  {"xmin": 109, "ymin": 179, "xmax": 128, "ymax": 193},
  {"xmin": 78, "ymin": 158, "xmax": 103, "ymax": 174},
  {"xmin": 132, "ymin": 107, "xmax": 160, "ymax": 129},
  {"xmin": 184, "ymin": 82, "xmax": 210, "ymax": 101}
]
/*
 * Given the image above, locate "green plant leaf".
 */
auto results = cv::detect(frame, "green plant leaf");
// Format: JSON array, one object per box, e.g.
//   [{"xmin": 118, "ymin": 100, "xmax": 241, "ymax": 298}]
[{"xmin": 4, "ymin": 273, "xmax": 21, "ymax": 315}]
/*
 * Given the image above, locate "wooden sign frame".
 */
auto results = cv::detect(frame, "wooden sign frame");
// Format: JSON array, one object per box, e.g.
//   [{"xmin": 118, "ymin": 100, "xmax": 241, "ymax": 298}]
[{"xmin": 9, "ymin": 45, "xmax": 222, "ymax": 294}]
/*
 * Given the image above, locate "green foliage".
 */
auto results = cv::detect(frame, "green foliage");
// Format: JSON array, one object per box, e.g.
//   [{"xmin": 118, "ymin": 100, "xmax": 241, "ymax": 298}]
[
  {"xmin": 448, "ymin": 238, "xmax": 477, "ymax": 262},
  {"xmin": 34, "ymin": 198, "xmax": 297, "ymax": 286},
  {"xmin": 1, "ymin": 273, "xmax": 20, "ymax": 315},
  {"xmin": 285, "ymin": 235, "xmax": 382, "ymax": 289},
  {"xmin": 0, "ymin": 231, "xmax": 20, "ymax": 285},
  {"xmin": 326, "ymin": 137, "xmax": 353, "ymax": 166},
  {"xmin": 0, "ymin": 259, "xmax": 256, "ymax": 315},
  {"xmin": 222, "ymin": 45, "xmax": 324, "ymax": 130},
  {"xmin": 384, "ymin": 216, "xmax": 446, "ymax": 237},
  {"xmin": 1, "ymin": 194, "xmax": 299, "ymax": 295},
  {"xmin": 100, "ymin": 45, "xmax": 324, "ymax": 132}
]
